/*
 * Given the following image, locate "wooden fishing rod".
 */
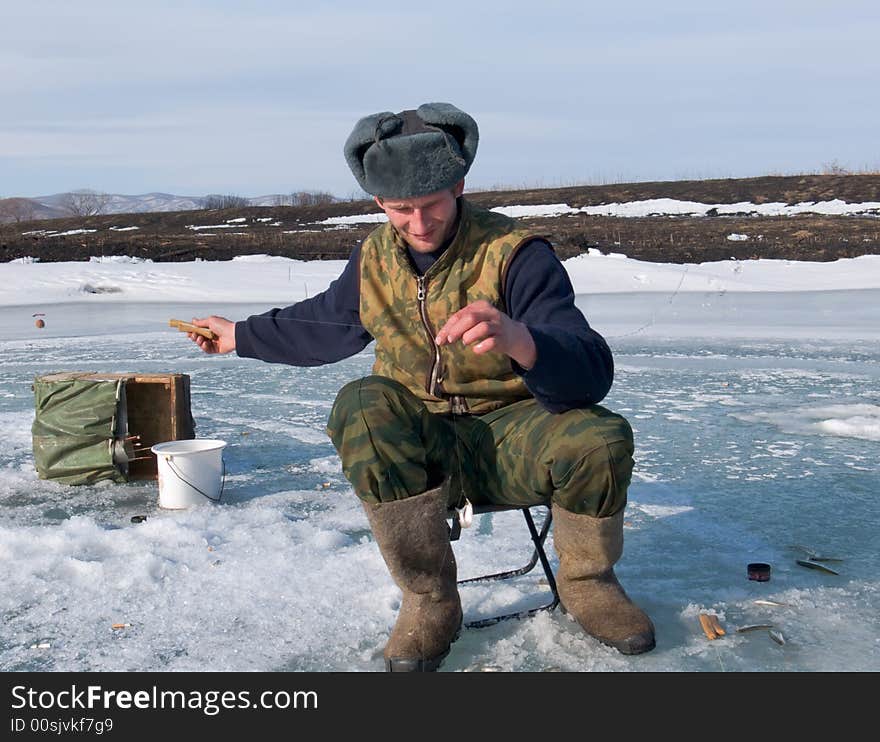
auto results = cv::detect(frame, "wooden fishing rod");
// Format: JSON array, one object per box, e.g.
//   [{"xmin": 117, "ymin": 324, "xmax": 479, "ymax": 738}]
[{"xmin": 169, "ymin": 319, "xmax": 217, "ymax": 340}]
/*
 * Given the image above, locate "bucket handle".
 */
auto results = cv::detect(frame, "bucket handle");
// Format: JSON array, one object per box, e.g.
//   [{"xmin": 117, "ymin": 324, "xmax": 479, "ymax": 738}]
[{"xmin": 164, "ymin": 455, "xmax": 226, "ymax": 503}]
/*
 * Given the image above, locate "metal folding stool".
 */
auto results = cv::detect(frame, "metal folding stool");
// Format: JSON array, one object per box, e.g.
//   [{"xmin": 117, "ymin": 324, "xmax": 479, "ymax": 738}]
[{"xmin": 449, "ymin": 503, "xmax": 560, "ymax": 629}]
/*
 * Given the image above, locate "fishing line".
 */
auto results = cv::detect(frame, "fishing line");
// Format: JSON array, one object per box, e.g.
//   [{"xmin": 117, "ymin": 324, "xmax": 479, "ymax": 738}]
[
  {"xmin": 222, "ymin": 262, "xmax": 694, "ymax": 343},
  {"xmin": 710, "ymin": 638, "xmax": 727, "ymax": 672},
  {"xmin": 449, "ymin": 404, "xmax": 470, "ymax": 519},
  {"xmin": 231, "ymin": 316, "xmax": 366, "ymax": 329},
  {"xmin": 605, "ymin": 264, "xmax": 690, "ymax": 340}
]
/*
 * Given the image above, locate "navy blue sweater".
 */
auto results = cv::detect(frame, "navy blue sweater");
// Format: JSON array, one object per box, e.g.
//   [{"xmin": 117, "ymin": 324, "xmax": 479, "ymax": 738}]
[{"xmin": 235, "ymin": 233, "xmax": 614, "ymax": 413}]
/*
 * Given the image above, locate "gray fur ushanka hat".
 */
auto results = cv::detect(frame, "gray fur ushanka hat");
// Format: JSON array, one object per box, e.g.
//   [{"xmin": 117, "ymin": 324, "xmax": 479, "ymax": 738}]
[{"xmin": 343, "ymin": 102, "xmax": 479, "ymax": 199}]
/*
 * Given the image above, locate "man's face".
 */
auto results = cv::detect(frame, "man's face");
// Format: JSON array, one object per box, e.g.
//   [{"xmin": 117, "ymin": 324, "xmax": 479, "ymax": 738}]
[{"xmin": 375, "ymin": 180, "xmax": 464, "ymax": 253}]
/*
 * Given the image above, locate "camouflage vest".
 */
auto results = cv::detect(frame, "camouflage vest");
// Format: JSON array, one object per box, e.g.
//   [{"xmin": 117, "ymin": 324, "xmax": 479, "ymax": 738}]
[{"xmin": 359, "ymin": 198, "xmax": 546, "ymax": 414}]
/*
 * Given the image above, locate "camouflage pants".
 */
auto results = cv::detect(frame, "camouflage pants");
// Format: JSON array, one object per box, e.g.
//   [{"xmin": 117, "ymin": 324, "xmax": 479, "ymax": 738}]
[{"xmin": 326, "ymin": 375, "xmax": 634, "ymax": 516}]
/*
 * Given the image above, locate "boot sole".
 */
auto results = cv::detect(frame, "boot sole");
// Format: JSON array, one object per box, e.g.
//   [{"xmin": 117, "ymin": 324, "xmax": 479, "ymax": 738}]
[
  {"xmin": 613, "ymin": 634, "xmax": 656, "ymax": 655},
  {"xmin": 384, "ymin": 620, "xmax": 462, "ymax": 672},
  {"xmin": 560, "ymin": 604, "xmax": 656, "ymax": 655}
]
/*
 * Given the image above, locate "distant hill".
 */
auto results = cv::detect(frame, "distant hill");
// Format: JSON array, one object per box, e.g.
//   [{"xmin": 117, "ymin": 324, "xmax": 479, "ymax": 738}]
[
  {"xmin": 32, "ymin": 192, "xmax": 208, "ymax": 216},
  {"xmin": 0, "ymin": 191, "xmax": 341, "ymax": 224},
  {"xmin": 2, "ymin": 173, "xmax": 880, "ymax": 264},
  {"xmin": 0, "ymin": 197, "xmax": 68, "ymax": 223},
  {"xmin": 1, "ymin": 192, "xmax": 210, "ymax": 224}
]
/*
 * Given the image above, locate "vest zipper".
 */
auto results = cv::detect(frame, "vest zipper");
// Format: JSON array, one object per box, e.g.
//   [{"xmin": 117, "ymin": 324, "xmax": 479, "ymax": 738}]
[{"xmin": 416, "ymin": 275, "xmax": 443, "ymax": 397}]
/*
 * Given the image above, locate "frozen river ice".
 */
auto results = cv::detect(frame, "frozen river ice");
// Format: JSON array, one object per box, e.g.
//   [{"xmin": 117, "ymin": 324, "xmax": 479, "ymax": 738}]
[{"xmin": 1, "ymin": 291, "xmax": 878, "ymax": 671}]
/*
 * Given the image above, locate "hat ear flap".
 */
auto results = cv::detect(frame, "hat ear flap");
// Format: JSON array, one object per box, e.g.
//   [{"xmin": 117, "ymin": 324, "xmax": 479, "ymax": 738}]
[
  {"xmin": 416, "ymin": 102, "xmax": 479, "ymax": 169},
  {"xmin": 343, "ymin": 111, "xmax": 400, "ymax": 190}
]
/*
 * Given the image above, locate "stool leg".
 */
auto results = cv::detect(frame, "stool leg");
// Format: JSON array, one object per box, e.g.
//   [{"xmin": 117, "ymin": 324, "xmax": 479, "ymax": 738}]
[
  {"xmin": 459, "ymin": 506, "xmax": 560, "ymax": 629},
  {"xmin": 522, "ymin": 508, "xmax": 559, "ymax": 605}
]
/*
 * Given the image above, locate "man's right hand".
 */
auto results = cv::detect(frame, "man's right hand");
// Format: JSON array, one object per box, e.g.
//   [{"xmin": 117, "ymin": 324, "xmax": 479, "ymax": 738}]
[{"xmin": 188, "ymin": 316, "xmax": 236, "ymax": 354}]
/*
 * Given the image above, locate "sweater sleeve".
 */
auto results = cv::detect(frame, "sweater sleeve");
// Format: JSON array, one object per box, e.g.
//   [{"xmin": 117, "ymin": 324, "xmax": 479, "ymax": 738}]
[
  {"xmin": 505, "ymin": 240, "xmax": 614, "ymax": 412},
  {"xmin": 234, "ymin": 246, "xmax": 372, "ymax": 366}
]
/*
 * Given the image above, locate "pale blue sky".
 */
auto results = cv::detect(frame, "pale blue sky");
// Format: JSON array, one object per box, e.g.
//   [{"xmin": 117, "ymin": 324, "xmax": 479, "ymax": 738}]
[{"xmin": 2, "ymin": 0, "xmax": 878, "ymax": 198}]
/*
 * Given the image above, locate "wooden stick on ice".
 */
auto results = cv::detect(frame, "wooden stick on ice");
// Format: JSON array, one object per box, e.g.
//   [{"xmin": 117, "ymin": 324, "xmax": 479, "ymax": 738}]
[
  {"xmin": 699, "ymin": 613, "xmax": 725, "ymax": 640},
  {"xmin": 169, "ymin": 319, "xmax": 217, "ymax": 340}
]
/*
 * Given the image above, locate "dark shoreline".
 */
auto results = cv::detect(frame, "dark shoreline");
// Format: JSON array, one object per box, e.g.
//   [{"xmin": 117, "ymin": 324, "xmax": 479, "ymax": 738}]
[{"xmin": 3, "ymin": 173, "xmax": 879, "ymax": 265}]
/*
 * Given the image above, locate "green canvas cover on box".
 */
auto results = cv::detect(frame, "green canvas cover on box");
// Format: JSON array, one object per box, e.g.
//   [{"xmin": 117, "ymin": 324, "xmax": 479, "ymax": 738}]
[{"xmin": 32, "ymin": 374, "xmax": 128, "ymax": 485}]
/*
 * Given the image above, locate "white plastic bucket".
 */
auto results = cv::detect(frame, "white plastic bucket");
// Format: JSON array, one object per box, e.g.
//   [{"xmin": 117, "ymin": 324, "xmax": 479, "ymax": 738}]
[{"xmin": 151, "ymin": 439, "xmax": 227, "ymax": 509}]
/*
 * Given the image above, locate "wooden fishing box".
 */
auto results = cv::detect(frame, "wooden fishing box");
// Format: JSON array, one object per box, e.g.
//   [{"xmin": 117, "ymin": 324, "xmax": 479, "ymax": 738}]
[{"xmin": 32, "ymin": 372, "xmax": 196, "ymax": 485}]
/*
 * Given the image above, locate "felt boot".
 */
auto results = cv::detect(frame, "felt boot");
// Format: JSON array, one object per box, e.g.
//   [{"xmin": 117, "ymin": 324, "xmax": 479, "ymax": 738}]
[
  {"xmin": 552, "ymin": 505, "xmax": 655, "ymax": 655},
  {"xmin": 363, "ymin": 484, "xmax": 462, "ymax": 672}
]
